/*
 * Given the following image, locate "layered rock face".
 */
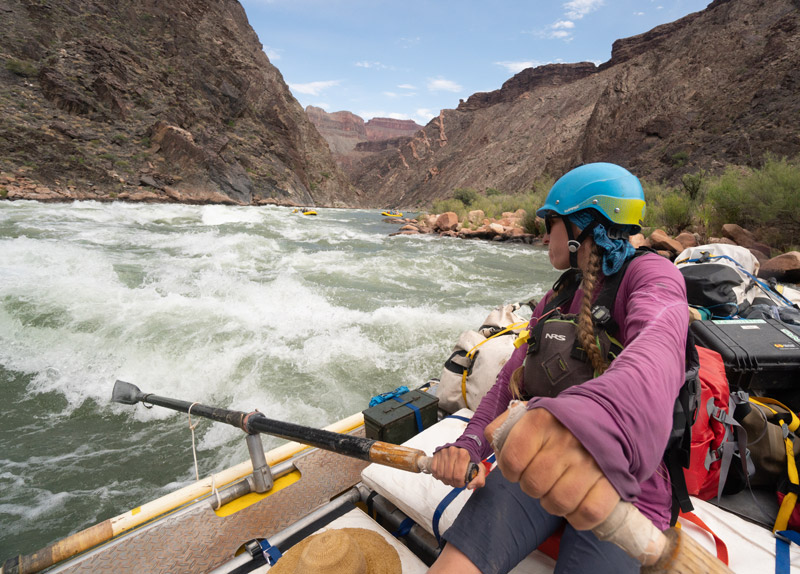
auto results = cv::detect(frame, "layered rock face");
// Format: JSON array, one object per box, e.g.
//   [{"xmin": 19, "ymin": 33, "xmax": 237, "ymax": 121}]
[
  {"xmin": 0, "ymin": 0, "xmax": 354, "ymax": 206},
  {"xmin": 350, "ymin": 0, "xmax": 800, "ymax": 208},
  {"xmin": 306, "ymin": 106, "xmax": 421, "ymax": 175}
]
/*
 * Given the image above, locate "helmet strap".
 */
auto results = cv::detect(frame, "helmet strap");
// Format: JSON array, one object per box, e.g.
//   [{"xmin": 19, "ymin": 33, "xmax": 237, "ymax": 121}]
[{"xmin": 564, "ymin": 217, "xmax": 598, "ymax": 269}]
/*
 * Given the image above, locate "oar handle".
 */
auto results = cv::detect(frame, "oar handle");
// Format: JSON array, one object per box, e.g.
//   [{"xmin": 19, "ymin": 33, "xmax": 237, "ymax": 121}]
[{"xmin": 416, "ymin": 456, "xmax": 479, "ymax": 486}]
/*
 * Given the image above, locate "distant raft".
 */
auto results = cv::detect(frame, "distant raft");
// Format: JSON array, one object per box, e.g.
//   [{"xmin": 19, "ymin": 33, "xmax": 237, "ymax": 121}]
[
  {"xmin": 293, "ymin": 208, "xmax": 318, "ymax": 215},
  {"xmin": 382, "ymin": 210, "xmax": 403, "ymax": 217}
]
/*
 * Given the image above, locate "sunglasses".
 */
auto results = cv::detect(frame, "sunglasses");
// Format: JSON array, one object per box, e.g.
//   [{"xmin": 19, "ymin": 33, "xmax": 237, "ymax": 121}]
[{"xmin": 544, "ymin": 215, "xmax": 559, "ymax": 234}]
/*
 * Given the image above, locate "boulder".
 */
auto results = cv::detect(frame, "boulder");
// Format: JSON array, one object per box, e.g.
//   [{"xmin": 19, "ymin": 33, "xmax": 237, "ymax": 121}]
[
  {"xmin": 467, "ymin": 210, "xmax": 485, "ymax": 226},
  {"xmin": 722, "ymin": 223, "xmax": 757, "ymax": 248},
  {"xmin": 675, "ymin": 232, "xmax": 698, "ymax": 249},
  {"xmin": 648, "ymin": 229, "xmax": 684, "ymax": 254},
  {"xmin": 758, "ymin": 252, "xmax": 800, "ymax": 283},
  {"xmin": 434, "ymin": 211, "xmax": 459, "ymax": 232},
  {"xmin": 629, "ymin": 233, "xmax": 648, "ymax": 249}
]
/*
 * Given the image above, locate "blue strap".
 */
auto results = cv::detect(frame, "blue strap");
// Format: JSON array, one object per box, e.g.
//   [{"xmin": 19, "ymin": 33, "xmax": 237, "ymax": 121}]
[
  {"xmin": 369, "ymin": 385, "xmax": 409, "ymax": 407},
  {"xmin": 776, "ymin": 530, "xmax": 800, "ymax": 574},
  {"xmin": 393, "ymin": 395, "xmax": 423, "ymax": 432},
  {"xmin": 259, "ymin": 539, "xmax": 282, "ymax": 566},
  {"xmin": 392, "ymin": 516, "xmax": 415, "ymax": 538},
  {"xmin": 432, "ymin": 487, "xmax": 464, "ymax": 545},
  {"xmin": 431, "ymin": 454, "xmax": 497, "ymax": 546},
  {"xmin": 445, "ymin": 414, "xmax": 472, "ymax": 423}
]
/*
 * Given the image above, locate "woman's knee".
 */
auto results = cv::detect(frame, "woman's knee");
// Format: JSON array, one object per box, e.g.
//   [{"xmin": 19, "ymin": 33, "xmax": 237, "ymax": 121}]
[{"xmin": 428, "ymin": 542, "xmax": 483, "ymax": 574}]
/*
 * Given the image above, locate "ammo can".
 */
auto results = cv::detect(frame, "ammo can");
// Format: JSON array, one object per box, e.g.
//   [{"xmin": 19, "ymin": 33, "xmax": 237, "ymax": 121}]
[{"xmin": 362, "ymin": 389, "xmax": 439, "ymax": 444}]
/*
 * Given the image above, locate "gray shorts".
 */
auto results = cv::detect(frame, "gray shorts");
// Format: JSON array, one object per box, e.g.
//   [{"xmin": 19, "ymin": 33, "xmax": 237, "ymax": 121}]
[{"xmin": 442, "ymin": 469, "xmax": 640, "ymax": 574}]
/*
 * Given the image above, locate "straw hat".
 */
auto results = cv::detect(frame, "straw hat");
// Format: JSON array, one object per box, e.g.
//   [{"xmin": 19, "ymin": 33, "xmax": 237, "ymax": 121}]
[{"xmin": 269, "ymin": 527, "xmax": 401, "ymax": 574}]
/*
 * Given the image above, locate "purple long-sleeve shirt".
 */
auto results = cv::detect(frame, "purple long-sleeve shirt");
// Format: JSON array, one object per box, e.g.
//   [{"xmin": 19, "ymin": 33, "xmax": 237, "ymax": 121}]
[{"xmin": 442, "ymin": 252, "xmax": 688, "ymax": 530}]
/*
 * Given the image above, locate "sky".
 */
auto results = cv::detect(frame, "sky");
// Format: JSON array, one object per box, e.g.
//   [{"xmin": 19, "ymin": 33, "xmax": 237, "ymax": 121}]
[{"xmin": 239, "ymin": 0, "xmax": 712, "ymax": 126}]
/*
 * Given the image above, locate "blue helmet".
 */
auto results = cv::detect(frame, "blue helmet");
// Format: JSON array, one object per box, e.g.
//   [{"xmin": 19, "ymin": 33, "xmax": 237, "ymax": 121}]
[{"xmin": 537, "ymin": 163, "xmax": 646, "ymax": 233}]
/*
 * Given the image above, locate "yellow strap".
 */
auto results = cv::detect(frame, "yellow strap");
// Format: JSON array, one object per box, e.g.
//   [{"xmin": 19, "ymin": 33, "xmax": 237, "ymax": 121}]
[
  {"xmin": 750, "ymin": 397, "xmax": 800, "ymax": 432},
  {"xmin": 460, "ymin": 321, "xmax": 528, "ymax": 407},
  {"xmin": 514, "ymin": 329, "xmax": 530, "ymax": 349},
  {"xmin": 774, "ymin": 433, "xmax": 799, "ymax": 532}
]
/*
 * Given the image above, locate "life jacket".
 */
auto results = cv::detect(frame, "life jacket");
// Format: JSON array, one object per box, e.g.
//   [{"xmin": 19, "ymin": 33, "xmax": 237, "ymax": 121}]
[{"xmin": 517, "ymin": 248, "xmax": 701, "ymax": 524}]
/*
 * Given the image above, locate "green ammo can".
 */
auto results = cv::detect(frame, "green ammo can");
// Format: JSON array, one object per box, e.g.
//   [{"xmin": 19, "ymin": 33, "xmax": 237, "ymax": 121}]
[{"xmin": 362, "ymin": 389, "xmax": 439, "ymax": 444}]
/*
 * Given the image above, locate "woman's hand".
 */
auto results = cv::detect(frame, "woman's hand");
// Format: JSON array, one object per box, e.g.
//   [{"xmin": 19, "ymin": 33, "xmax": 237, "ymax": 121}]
[
  {"xmin": 486, "ymin": 407, "xmax": 620, "ymax": 530},
  {"xmin": 430, "ymin": 446, "xmax": 486, "ymax": 490}
]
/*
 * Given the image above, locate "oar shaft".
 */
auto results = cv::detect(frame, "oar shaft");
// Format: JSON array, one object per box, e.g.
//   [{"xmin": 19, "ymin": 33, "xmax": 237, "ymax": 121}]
[{"xmin": 140, "ymin": 392, "xmax": 427, "ymax": 469}]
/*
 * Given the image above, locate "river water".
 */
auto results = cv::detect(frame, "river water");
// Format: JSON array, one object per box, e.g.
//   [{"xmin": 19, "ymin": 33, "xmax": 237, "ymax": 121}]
[{"xmin": 0, "ymin": 200, "xmax": 560, "ymax": 558}]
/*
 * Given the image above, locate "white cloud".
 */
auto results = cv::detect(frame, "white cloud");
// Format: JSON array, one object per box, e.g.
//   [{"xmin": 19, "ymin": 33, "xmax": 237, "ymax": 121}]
[
  {"xmin": 383, "ymin": 91, "xmax": 398, "ymax": 98},
  {"xmin": 549, "ymin": 30, "xmax": 572, "ymax": 40},
  {"xmin": 563, "ymin": 0, "xmax": 605, "ymax": 20},
  {"xmin": 309, "ymin": 102, "xmax": 330, "ymax": 110},
  {"xmin": 289, "ymin": 80, "xmax": 340, "ymax": 96},
  {"xmin": 398, "ymin": 84, "xmax": 417, "ymax": 90},
  {"xmin": 386, "ymin": 112, "xmax": 411, "ymax": 120},
  {"xmin": 427, "ymin": 77, "xmax": 462, "ymax": 92},
  {"xmin": 634, "ymin": 11, "xmax": 645, "ymax": 16},
  {"xmin": 552, "ymin": 20, "xmax": 575, "ymax": 29},
  {"xmin": 495, "ymin": 60, "xmax": 542, "ymax": 74},
  {"xmin": 355, "ymin": 61, "xmax": 387, "ymax": 70},
  {"xmin": 415, "ymin": 108, "xmax": 435, "ymax": 124},
  {"xmin": 264, "ymin": 46, "xmax": 281, "ymax": 61}
]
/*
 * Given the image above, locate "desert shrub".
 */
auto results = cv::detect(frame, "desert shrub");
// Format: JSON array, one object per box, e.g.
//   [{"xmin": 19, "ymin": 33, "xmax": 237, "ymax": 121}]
[
  {"xmin": 671, "ymin": 151, "xmax": 689, "ymax": 168},
  {"xmin": 430, "ymin": 198, "xmax": 468, "ymax": 219},
  {"xmin": 660, "ymin": 192, "xmax": 693, "ymax": 234},
  {"xmin": 681, "ymin": 171, "xmax": 704, "ymax": 201},
  {"xmin": 486, "ymin": 187, "xmax": 503, "ymax": 196},
  {"xmin": 453, "ymin": 188, "xmax": 480, "ymax": 206},
  {"xmin": 5, "ymin": 58, "xmax": 37, "ymax": 77}
]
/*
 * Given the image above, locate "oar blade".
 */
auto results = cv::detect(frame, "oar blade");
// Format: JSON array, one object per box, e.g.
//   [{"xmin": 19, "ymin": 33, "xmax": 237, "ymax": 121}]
[{"xmin": 111, "ymin": 380, "xmax": 143, "ymax": 405}]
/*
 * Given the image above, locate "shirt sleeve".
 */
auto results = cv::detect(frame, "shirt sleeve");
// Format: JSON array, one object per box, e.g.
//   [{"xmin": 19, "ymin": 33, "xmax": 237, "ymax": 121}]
[
  {"xmin": 435, "ymin": 296, "xmax": 554, "ymax": 463},
  {"xmin": 526, "ymin": 254, "xmax": 689, "ymax": 502}
]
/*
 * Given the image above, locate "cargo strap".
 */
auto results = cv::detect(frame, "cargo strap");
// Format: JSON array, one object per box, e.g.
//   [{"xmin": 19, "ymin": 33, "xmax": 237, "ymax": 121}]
[
  {"xmin": 705, "ymin": 395, "xmax": 749, "ymax": 501},
  {"xmin": 392, "ymin": 517, "xmax": 415, "ymax": 538},
  {"xmin": 751, "ymin": 398, "xmax": 800, "ymax": 535},
  {"xmin": 431, "ymin": 454, "xmax": 496, "ymax": 545},
  {"xmin": 678, "ymin": 510, "xmax": 729, "ymax": 564},
  {"xmin": 775, "ymin": 529, "xmax": 800, "ymax": 574},
  {"xmin": 392, "ymin": 395, "xmax": 423, "ymax": 433},
  {"xmin": 258, "ymin": 538, "xmax": 283, "ymax": 566},
  {"xmin": 459, "ymin": 322, "xmax": 527, "ymax": 408}
]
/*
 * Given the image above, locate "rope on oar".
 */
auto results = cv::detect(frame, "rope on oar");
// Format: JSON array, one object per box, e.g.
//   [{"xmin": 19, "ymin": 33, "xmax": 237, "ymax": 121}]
[
  {"xmin": 188, "ymin": 402, "xmax": 202, "ymax": 481},
  {"xmin": 187, "ymin": 403, "xmax": 223, "ymax": 508}
]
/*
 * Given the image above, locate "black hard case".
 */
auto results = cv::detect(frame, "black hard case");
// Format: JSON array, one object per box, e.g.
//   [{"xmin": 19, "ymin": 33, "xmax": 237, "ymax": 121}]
[
  {"xmin": 690, "ymin": 318, "xmax": 800, "ymax": 392},
  {"xmin": 362, "ymin": 389, "xmax": 439, "ymax": 444}
]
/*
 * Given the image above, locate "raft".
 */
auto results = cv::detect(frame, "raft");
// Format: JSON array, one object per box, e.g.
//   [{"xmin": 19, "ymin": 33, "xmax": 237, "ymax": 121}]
[
  {"xmin": 381, "ymin": 210, "xmax": 402, "ymax": 217},
  {"xmin": 4, "ymin": 381, "xmax": 797, "ymax": 574}
]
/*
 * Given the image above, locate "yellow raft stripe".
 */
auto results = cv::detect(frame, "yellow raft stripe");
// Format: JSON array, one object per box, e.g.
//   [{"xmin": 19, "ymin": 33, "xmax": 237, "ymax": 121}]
[{"xmin": 213, "ymin": 469, "xmax": 303, "ymax": 517}]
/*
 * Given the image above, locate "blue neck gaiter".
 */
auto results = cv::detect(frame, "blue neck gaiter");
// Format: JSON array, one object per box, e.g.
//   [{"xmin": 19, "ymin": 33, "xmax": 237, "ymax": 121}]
[{"xmin": 567, "ymin": 211, "xmax": 636, "ymax": 276}]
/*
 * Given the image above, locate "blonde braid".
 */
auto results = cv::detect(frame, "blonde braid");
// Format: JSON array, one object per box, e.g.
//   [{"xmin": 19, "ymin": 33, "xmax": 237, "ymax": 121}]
[
  {"xmin": 509, "ymin": 365, "xmax": 525, "ymax": 400},
  {"xmin": 578, "ymin": 243, "xmax": 608, "ymax": 375}
]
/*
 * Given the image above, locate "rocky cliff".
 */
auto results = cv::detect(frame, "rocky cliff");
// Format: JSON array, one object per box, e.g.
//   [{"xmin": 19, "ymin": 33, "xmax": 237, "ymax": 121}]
[
  {"xmin": 0, "ymin": 0, "xmax": 355, "ymax": 206},
  {"xmin": 349, "ymin": 0, "xmax": 800, "ymax": 208},
  {"xmin": 305, "ymin": 106, "xmax": 421, "ymax": 176}
]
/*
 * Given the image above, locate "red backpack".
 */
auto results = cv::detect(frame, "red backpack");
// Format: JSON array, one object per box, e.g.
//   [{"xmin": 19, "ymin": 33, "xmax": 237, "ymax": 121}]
[{"xmin": 683, "ymin": 345, "xmax": 746, "ymax": 500}]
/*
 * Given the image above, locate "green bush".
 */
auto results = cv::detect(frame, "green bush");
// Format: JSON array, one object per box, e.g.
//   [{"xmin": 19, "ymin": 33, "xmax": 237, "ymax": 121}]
[
  {"xmin": 486, "ymin": 187, "xmax": 503, "ymax": 197},
  {"xmin": 453, "ymin": 188, "xmax": 479, "ymax": 206},
  {"xmin": 671, "ymin": 151, "xmax": 689, "ymax": 168},
  {"xmin": 660, "ymin": 192, "xmax": 693, "ymax": 234},
  {"xmin": 681, "ymin": 171, "xmax": 704, "ymax": 201},
  {"xmin": 5, "ymin": 58, "xmax": 38, "ymax": 78}
]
